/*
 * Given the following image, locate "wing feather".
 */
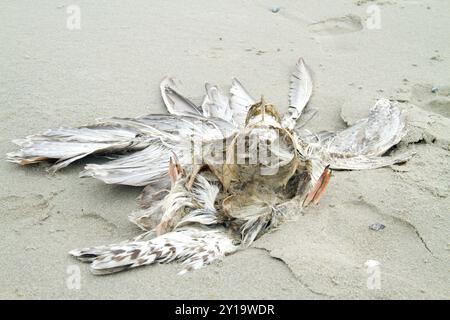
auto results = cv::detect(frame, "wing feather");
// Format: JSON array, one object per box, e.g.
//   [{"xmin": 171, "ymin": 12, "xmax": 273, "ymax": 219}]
[
  {"xmin": 297, "ymin": 99, "xmax": 411, "ymax": 170},
  {"xmin": 229, "ymin": 77, "xmax": 255, "ymax": 127},
  {"xmin": 80, "ymin": 141, "xmax": 176, "ymax": 186},
  {"xmin": 160, "ymin": 77, "xmax": 202, "ymax": 116},
  {"xmin": 325, "ymin": 99, "xmax": 407, "ymax": 158},
  {"xmin": 283, "ymin": 58, "xmax": 313, "ymax": 129},
  {"xmin": 201, "ymin": 83, "xmax": 234, "ymax": 124},
  {"xmin": 6, "ymin": 125, "xmax": 149, "ymax": 172}
]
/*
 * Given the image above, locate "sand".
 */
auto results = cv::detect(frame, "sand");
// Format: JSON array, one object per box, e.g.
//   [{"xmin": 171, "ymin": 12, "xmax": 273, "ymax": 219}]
[{"xmin": 0, "ymin": 0, "xmax": 449, "ymax": 299}]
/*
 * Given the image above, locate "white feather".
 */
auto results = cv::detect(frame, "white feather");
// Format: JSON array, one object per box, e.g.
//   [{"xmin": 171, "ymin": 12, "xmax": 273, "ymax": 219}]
[
  {"xmin": 229, "ymin": 77, "xmax": 255, "ymax": 127},
  {"xmin": 325, "ymin": 99, "xmax": 407, "ymax": 157},
  {"xmin": 80, "ymin": 142, "xmax": 177, "ymax": 186},
  {"xmin": 160, "ymin": 77, "xmax": 202, "ymax": 116},
  {"xmin": 70, "ymin": 228, "xmax": 238, "ymax": 275},
  {"xmin": 201, "ymin": 83, "xmax": 235, "ymax": 124},
  {"xmin": 282, "ymin": 58, "xmax": 313, "ymax": 130},
  {"xmin": 191, "ymin": 174, "xmax": 219, "ymax": 212}
]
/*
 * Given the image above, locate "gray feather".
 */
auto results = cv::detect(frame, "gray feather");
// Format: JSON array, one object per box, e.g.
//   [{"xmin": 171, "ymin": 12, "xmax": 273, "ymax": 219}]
[
  {"xmin": 6, "ymin": 125, "xmax": 150, "ymax": 172},
  {"xmin": 80, "ymin": 142, "xmax": 176, "ymax": 186}
]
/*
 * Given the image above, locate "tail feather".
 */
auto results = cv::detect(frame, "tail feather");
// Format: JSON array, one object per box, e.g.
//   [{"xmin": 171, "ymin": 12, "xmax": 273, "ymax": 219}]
[{"xmin": 70, "ymin": 228, "xmax": 238, "ymax": 275}]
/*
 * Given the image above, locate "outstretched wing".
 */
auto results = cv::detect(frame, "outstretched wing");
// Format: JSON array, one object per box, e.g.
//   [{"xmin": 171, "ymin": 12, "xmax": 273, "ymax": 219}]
[
  {"xmin": 297, "ymin": 99, "xmax": 412, "ymax": 170},
  {"xmin": 6, "ymin": 112, "xmax": 236, "ymax": 182},
  {"xmin": 282, "ymin": 58, "xmax": 313, "ymax": 130},
  {"xmin": 103, "ymin": 114, "xmax": 237, "ymax": 141},
  {"xmin": 79, "ymin": 115, "xmax": 237, "ymax": 186},
  {"xmin": 6, "ymin": 124, "xmax": 151, "ymax": 172},
  {"xmin": 324, "ymin": 99, "xmax": 407, "ymax": 157}
]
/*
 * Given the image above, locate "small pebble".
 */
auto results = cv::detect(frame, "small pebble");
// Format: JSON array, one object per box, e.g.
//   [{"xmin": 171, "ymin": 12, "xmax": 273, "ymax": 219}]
[
  {"xmin": 271, "ymin": 5, "xmax": 280, "ymax": 13},
  {"xmin": 431, "ymin": 87, "xmax": 439, "ymax": 93},
  {"xmin": 369, "ymin": 223, "xmax": 385, "ymax": 231},
  {"xmin": 430, "ymin": 55, "xmax": 443, "ymax": 61}
]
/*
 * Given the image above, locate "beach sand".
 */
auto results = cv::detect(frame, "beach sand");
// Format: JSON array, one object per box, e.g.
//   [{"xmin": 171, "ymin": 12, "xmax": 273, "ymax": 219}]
[{"xmin": 0, "ymin": 0, "xmax": 449, "ymax": 299}]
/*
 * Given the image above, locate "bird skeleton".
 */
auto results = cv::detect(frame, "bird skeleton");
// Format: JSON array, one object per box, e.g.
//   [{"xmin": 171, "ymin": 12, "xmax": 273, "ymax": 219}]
[{"xmin": 6, "ymin": 58, "xmax": 412, "ymax": 275}]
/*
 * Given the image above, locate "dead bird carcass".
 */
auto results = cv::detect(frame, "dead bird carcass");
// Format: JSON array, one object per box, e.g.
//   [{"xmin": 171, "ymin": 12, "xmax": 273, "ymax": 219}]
[{"xmin": 6, "ymin": 58, "xmax": 411, "ymax": 274}]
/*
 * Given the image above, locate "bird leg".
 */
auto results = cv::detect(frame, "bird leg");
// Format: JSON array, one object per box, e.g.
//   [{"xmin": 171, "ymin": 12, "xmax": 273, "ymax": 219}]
[
  {"xmin": 303, "ymin": 166, "xmax": 331, "ymax": 206},
  {"xmin": 168, "ymin": 153, "xmax": 184, "ymax": 186},
  {"xmin": 155, "ymin": 153, "xmax": 189, "ymax": 236},
  {"xmin": 185, "ymin": 164, "xmax": 205, "ymax": 191}
]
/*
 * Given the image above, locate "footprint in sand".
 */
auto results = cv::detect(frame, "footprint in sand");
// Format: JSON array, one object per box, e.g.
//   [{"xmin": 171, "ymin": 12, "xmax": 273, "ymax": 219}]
[
  {"xmin": 308, "ymin": 14, "xmax": 363, "ymax": 35},
  {"xmin": 410, "ymin": 84, "xmax": 450, "ymax": 118}
]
